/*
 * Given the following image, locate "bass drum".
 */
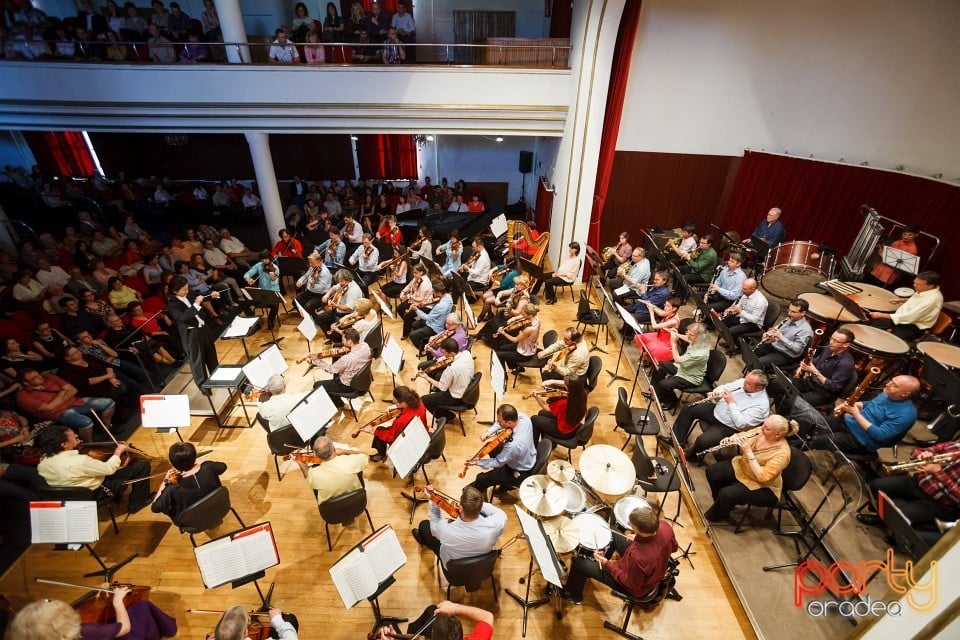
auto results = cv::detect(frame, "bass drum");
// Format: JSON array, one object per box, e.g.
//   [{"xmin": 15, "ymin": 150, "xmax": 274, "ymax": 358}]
[{"xmin": 761, "ymin": 241, "xmax": 835, "ymax": 300}]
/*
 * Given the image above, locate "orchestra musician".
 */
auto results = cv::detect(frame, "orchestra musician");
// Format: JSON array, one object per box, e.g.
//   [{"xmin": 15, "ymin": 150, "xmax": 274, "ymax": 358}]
[
  {"xmin": 294, "ymin": 252, "xmax": 332, "ymax": 315},
  {"xmin": 537, "ymin": 327, "xmax": 590, "ymax": 382},
  {"xmin": 420, "ymin": 314, "xmax": 469, "ymax": 367},
  {"xmin": 858, "ymin": 440, "xmax": 960, "ymax": 530},
  {"xmin": 363, "ymin": 386, "xmax": 428, "ymax": 462},
  {"xmin": 270, "ymin": 228, "xmax": 303, "ymax": 259},
  {"xmin": 410, "ymin": 227, "xmax": 433, "ymax": 264},
  {"xmin": 477, "ymin": 269, "xmax": 527, "ymax": 323},
  {"xmin": 789, "ymin": 328, "xmax": 856, "ymax": 407},
  {"xmin": 310, "ymin": 327, "xmax": 371, "ymax": 409},
  {"xmin": 466, "ymin": 404, "xmax": 537, "ymax": 495},
  {"xmin": 495, "ymin": 303, "xmax": 540, "ymax": 373},
  {"xmin": 475, "ymin": 275, "xmax": 531, "ymax": 342},
  {"xmin": 703, "ymin": 415, "xmax": 797, "ymax": 522},
  {"xmin": 488, "ymin": 256, "xmax": 521, "ymax": 293},
  {"xmin": 377, "ymin": 244, "xmax": 410, "ymax": 299},
  {"xmin": 418, "ymin": 339, "xmax": 475, "ymax": 423},
  {"xmin": 166, "ymin": 275, "xmax": 221, "ymax": 386},
  {"xmin": 328, "ymin": 298, "xmax": 379, "ymax": 346},
  {"xmin": 375, "ymin": 601, "xmax": 494, "ymax": 640},
  {"xmin": 9, "ymin": 594, "xmax": 177, "ymax": 640},
  {"xmin": 35, "ymin": 424, "xmax": 153, "ymax": 514},
  {"xmin": 635, "ymin": 297, "xmax": 682, "ymax": 363},
  {"xmin": 530, "ymin": 375, "xmax": 587, "ymax": 444},
  {"xmin": 721, "ymin": 278, "xmax": 768, "ymax": 341},
  {"xmin": 375, "ymin": 215, "xmax": 403, "ymax": 246},
  {"xmin": 409, "ymin": 281, "xmax": 455, "ymax": 353},
  {"xmin": 15, "ymin": 369, "xmax": 116, "ymax": 444},
  {"xmin": 668, "ymin": 371, "xmax": 771, "ymax": 460},
  {"xmin": 411, "ymin": 485, "xmax": 507, "ymax": 571},
  {"xmin": 437, "ymin": 233, "xmax": 463, "ymax": 277},
  {"xmin": 664, "ymin": 224, "xmax": 698, "ymax": 265},
  {"xmin": 804, "ymin": 375, "xmax": 920, "ymax": 456},
  {"xmin": 295, "ymin": 434, "xmax": 369, "ymax": 504},
  {"xmin": 340, "ymin": 213, "xmax": 364, "ymax": 253},
  {"xmin": 315, "ymin": 270, "xmax": 363, "ymax": 336},
  {"xmin": 348, "ymin": 233, "xmax": 381, "ymax": 288},
  {"xmin": 867, "ymin": 271, "xmax": 943, "ymax": 341},
  {"xmin": 256, "ymin": 374, "xmax": 308, "ymax": 432},
  {"xmin": 651, "ymin": 322, "xmax": 710, "ymax": 412},
  {"xmin": 601, "ymin": 231, "xmax": 632, "ymax": 279},
  {"xmin": 705, "ymin": 253, "xmax": 746, "ymax": 314},
  {"xmin": 213, "ymin": 604, "xmax": 298, "ymax": 640},
  {"xmin": 608, "ymin": 248, "xmax": 651, "ymax": 306},
  {"xmin": 531, "ymin": 241, "xmax": 581, "ymax": 305},
  {"xmin": 620, "ymin": 271, "xmax": 672, "ymax": 339},
  {"xmin": 399, "ymin": 264, "xmax": 434, "ymax": 339},
  {"xmin": 743, "ymin": 207, "xmax": 787, "ymax": 259},
  {"xmin": 243, "ymin": 251, "xmax": 282, "ymax": 330},
  {"xmin": 151, "ymin": 442, "xmax": 227, "ymax": 522},
  {"xmin": 867, "ymin": 224, "xmax": 919, "ymax": 288},
  {"xmin": 753, "ymin": 298, "xmax": 813, "ymax": 369},
  {"xmin": 315, "ymin": 227, "xmax": 346, "ymax": 269},
  {"xmin": 462, "ymin": 238, "xmax": 493, "ymax": 291},
  {"xmin": 561, "ymin": 504, "xmax": 677, "ymax": 606},
  {"xmin": 678, "ymin": 234, "xmax": 718, "ymax": 285}
]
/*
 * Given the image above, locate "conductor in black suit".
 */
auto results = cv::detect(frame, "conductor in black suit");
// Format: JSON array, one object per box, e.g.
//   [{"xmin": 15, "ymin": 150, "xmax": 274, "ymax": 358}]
[{"xmin": 166, "ymin": 275, "xmax": 219, "ymax": 387}]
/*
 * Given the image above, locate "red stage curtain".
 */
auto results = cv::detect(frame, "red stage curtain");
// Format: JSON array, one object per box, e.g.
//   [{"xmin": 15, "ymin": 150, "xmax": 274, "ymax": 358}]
[
  {"xmin": 722, "ymin": 151, "xmax": 960, "ymax": 297},
  {"xmin": 355, "ymin": 134, "xmax": 418, "ymax": 180},
  {"xmin": 535, "ymin": 177, "xmax": 553, "ymax": 233},
  {"xmin": 550, "ymin": 0, "xmax": 573, "ymax": 38},
  {"xmin": 24, "ymin": 131, "xmax": 95, "ymax": 178},
  {"xmin": 586, "ymin": 1, "xmax": 642, "ymax": 274}
]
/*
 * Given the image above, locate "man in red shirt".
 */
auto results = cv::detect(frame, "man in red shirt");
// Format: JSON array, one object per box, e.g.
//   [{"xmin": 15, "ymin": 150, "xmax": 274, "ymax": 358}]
[
  {"xmin": 562, "ymin": 505, "xmax": 678, "ymax": 604},
  {"xmin": 15, "ymin": 369, "xmax": 116, "ymax": 442}
]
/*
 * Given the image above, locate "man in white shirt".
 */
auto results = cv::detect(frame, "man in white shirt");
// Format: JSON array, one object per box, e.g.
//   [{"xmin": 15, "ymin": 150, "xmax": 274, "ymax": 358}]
[
  {"xmin": 295, "ymin": 252, "xmax": 333, "ymax": 314},
  {"xmin": 218, "ymin": 227, "xmax": 255, "ymax": 269},
  {"xmin": 532, "ymin": 242, "xmax": 581, "ymax": 305},
  {"xmin": 348, "ymin": 234, "xmax": 380, "ymax": 287},
  {"xmin": 721, "ymin": 278, "xmax": 769, "ymax": 339},
  {"xmin": 413, "ymin": 485, "xmax": 506, "ymax": 569},
  {"xmin": 611, "ymin": 248, "xmax": 651, "ymax": 305},
  {"xmin": 448, "ymin": 195, "xmax": 468, "ymax": 212},
  {"xmin": 256, "ymin": 374, "xmax": 308, "ymax": 432},
  {"xmin": 419, "ymin": 341, "xmax": 475, "ymax": 422},
  {"xmin": 269, "ymin": 27, "xmax": 300, "ymax": 64},
  {"xmin": 463, "ymin": 238, "xmax": 492, "ymax": 291},
  {"xmin": 34, "ymin": 258, "xmax": 71, "ymax": 289},
  {"xmin": 868, "ymin": 271, "xmax": 944, "ymax": 341}
]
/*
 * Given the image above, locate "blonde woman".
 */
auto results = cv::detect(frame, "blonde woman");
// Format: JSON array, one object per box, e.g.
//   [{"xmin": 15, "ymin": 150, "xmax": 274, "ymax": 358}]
[{"xmin": 496, "ymin": 303, "xmax": 540, "ymax": 371}]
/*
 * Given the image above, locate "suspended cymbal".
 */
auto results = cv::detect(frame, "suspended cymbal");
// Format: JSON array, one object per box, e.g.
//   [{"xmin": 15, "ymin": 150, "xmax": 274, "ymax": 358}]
[
  {"xmin": 518, "ymin": 475, "xmax": 567, "ymax": 518},
  {"xmin": 579, "ymin": 444, "xmax": 635, "ymax": 498},
  {"xmin": 542, "ymin": 516, "xmax": 580, "ymax": 554},
  {"xmin": 547, "ymin": 459, "xmax": 576, "ymax": 484}
]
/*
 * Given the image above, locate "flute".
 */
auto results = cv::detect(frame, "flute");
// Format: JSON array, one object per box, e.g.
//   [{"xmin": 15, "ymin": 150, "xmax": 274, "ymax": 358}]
[
  {"xmin": 688, "ymin": 386, "xmax": 742, "ymax": 407},
  {"xmin": 696, "ymin": 432, "xmax": 759, "ymax": 458}
]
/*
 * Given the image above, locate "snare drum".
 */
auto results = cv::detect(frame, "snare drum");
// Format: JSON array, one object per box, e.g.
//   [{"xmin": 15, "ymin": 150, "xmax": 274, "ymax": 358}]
[
  {"xmin": 799, "ymin": 293, "xmax": 860, "ymax": 334},
  {"xmin": 613, "ymin": 495, "xmax": 650, "ymax": 530},
  {"xmin": 573, "ymin": 513, "xmax": 611, "ymax": 555},
  {"xmin": 761, "ymin": 241, "xmax": 835, "ymax": 300},
  {"xmin": 841, "ymin": 323, "xmax": 910, "ymax": 376},
  {"xmin": 563, "ymin": 481, "xmax": 587, "ymax": 515}
]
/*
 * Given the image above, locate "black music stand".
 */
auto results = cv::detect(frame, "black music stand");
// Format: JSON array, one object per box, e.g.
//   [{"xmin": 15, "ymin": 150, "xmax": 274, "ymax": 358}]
[
  {"xmin": 608, "ymin": 302, "xmax": 641, "ymax": 384},
  {"xmin": 509, "ymin": 506, "xmax": 562, "ymax": 635},
  {"xmin": 219, "ymin": 315, "xmax": 264, "ymax": 361},
  {"xmin": 877, "ymin": 491, "xmax": 932, "ymax": 560},
  {"xmin": 821, "ymin": 282, "xmax": 871, "ymax": 322},
  {"xmin": 738, "ymin": 337, "xmax": 764, "ymax": 376},
  {"xmin": 519, "ymin": 257, "xmax": 550, "ymax": 288},
  {"xmin": 420, "ymin": 256, "xmax": 445, "ymax": 283},
  {"xmin": 243, "ymin": 287, "xmax": 286, "ymax": 346},
  {"xmin": 585, "ymin": 278, "xmax": 614, "ymax": 354},
  {"xmin": 200, "ymin": 365, "xmax": 253, "ymax": 428},
  {"xmin": 709, "ymin": 309, "xmax": 739, "ymax": 354},
  {"xmin": 276, "ymin": 256, "xmax": 307, "ymax": 297},
  {"xmin": 448, "ymin": 271, "xmax": 477, "ymax": 304}
]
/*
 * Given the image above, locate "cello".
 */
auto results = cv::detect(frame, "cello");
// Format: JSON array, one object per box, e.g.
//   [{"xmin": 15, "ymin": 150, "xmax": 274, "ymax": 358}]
[{"xmin": 35, "ymin": 578, "xmax": 151, "ymax": 625}]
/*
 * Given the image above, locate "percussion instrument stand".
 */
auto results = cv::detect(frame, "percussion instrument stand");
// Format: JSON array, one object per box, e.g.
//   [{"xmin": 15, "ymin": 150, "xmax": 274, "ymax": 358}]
[
  {"xmin": 505, "ymin": 559, "xmax": 551, "ymax": 636},
  {"xmin": 676, "ymin": 542, "xmax": 696, "ymax": 570}
]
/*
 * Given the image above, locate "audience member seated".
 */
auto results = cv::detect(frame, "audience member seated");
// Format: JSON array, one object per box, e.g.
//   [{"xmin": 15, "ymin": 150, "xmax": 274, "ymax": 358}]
[
  {"xmin": 0, "ymin": 337, "xmax": 55, "ymax": 378},
  {"xmin": 269, "ymin": 27, "xmax": 300, "ymax": 63}
]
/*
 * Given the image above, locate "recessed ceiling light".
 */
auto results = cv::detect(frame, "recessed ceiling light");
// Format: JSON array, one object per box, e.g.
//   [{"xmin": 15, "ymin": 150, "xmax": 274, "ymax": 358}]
[
  {"xmin": 495, "ymin": 136, "xmax": 504, "ymax": 142},
  {"xmin": 351, "ymin": 136, "xmax": 358, "ymax": 141}
]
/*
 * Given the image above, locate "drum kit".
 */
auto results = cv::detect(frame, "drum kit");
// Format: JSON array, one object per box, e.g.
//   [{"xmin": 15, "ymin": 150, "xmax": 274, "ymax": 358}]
[{"xmin": 518, "ymin": 445, "xmax": 650, "ymax": 557}]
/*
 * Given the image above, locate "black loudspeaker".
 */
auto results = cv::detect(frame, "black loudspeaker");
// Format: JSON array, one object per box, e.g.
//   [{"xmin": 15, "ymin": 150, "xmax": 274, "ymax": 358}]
[{"xmin": 519, "ymin": 151, "xmax": 533, "ymax": 174}]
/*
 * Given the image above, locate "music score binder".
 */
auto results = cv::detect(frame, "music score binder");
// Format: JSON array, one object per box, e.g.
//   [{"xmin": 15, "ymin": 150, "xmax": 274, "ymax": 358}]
[
  {"xmin": 194, "ymin": 522, "xmax": 280, "ymax": 589},
  {"xmin": 386, "ymin": 416, "xmax": 429, "ymax": 479},
  {"xmin": 241, "ymin": 344, "xmax": 288, "ymax": 389},
  {"xmin": 328, "ymin": 524, "xmax": 406, "ymax": 609},
  {"xmin": 30, "ymin": 501, "xmax": 100, "ymax": 544}
]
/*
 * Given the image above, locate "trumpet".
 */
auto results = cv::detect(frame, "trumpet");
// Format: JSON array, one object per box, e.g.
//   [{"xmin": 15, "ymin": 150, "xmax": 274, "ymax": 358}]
[
  {"xmin": 883, "ymin": 450, "xmax": 960, "ymax": 473},
  {"xmin": 696, "ymin": 432, "xmax": 759, "ymax": 458},
  {"xmin": 688, "ymin": 386, "xmax": 742, "ymax": 407}
]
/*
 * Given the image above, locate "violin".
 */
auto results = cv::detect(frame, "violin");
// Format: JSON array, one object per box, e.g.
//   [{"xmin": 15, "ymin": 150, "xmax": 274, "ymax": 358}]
[
  {"xmin": 364, "ymin": 244, "xmax": 374, "ymax": 260},
  {"xmin": 351, "ymin": 407, "xmax": 403, "ymax": 438},
  {"xmin": 36, "ymin": 578, "xmax": 151, "ymax": 625},
  {"xmin": 285, "ymin": 447, "xmax": 324, "ymax": 465},
  {"xmin": 522, "ymin": 388, "xmax": 569, "ymax": 400},
  {"xmin": 78, "ymin": 441, "xmax": 154, "ymax": 467},
  {"xmin": 190, "ymin": 608, "xmax": 274, "ymax": 640},
  {"xmin": 324, "ymin": 285, "xmax": 347, "ymax": 310},
  {"xmin": 413, "ymin": 486, "xmax": 460, "ymax": 519},
  {"xmin": 295, "ymin": 346, "xmax": 350, "ymax": 363},
  {"xmin": 414, "ymin": 356, "xmax": 453, "ymax": 381},
  {"xmin": 548, "ymin": 343, "xmax": 577, "ymax": 368},
  {"xmin": 425, "ymin": 328, "xmax": 456, "ymax": 351},
  {"xmin": 493, "ymin": 316, "xmax": 533, "ymax": 337},
  {"xmin": 459, "ymin": 428, "xmax": 514, "ymax": 478}
]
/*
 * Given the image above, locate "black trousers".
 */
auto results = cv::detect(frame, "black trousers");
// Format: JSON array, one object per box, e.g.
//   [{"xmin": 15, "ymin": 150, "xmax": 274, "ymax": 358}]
[
  {"xmin": 868, "ymin": 474, "xmax": 960, "ymax": 527},
  {"xmin": 652, "ymin": 363, "xmax": 697, "ymax": 409},
  {"xmin": 790, "ymin": 376, "xmax": 837, "ymax": 408},
  {"xmin": 704, "ymin": 459, "xmax": 777, "ymax": 520},
  {"xmin": 754, "ymin": 343, "xmax": 800, "ymax": 369},
  {"xmin": 296, "ymin": 290, "xmax": 326, "ymax": 315},
  {"xmin": 181, "ymin": 325, "xmax": 219, "ymax": 387},
  {"xmin": 723, "ymin": 314, "xmax": 761, "ymax": 338},
  {"xmin": 563, "ymin": 532, "xmax": 630, "ymax": 599},
  {"xmin": 414, "ymin": 519, "xmax": 443, "ymax": 558},
  {"xmin": 534, "ymin": 276, "xmax": 569, "ymax": 301},
  {"xmin": 409, "ymin": 322, "xmax": 437, "ymax": 352},
  {"xmin": 422, "ymin": 390, "xmax": 456, "ymax": 420},
  {"xmin": 96, "ymin": 460, "xmax": 152, "ymax": 508},
  {"xmin": 316, "ymin": 309, "xmax": 345, "ymax": 335},
  {"xmin": 531, "ymin": 410, "xmax": 566, "ymax": 443},
  {"xmin": 313, "ymin": 377, "xmax": 353, "ymax": 407},
  {"xmin": 672, "ymin": 402, "xmax": 720, "ymax": 446},
  {"xmin": 807, "ymin": 415, "xmax": 871, "ymax": 456},
  {"xmin": 470, "ymin": 465, "xmax": 523, "ymax": 493}
]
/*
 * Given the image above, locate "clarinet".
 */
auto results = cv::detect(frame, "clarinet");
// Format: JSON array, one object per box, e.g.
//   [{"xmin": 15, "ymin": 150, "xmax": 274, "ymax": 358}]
[{"xmin": 688, "ymin": 386, "xmax": 742, "ymax": 407}]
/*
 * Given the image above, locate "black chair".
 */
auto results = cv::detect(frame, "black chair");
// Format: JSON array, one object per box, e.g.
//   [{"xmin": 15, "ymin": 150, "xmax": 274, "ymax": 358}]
[
  {"xmin": 614, "ymin": 387, "xmax": 659, "ymax": 450},
  {"xmin": 438, "ymin": 550, "xmax": 499, "ymax": 601},
  {"xmin": 316, "ymin": 479, "xmax": 376, "ymax": 552},
  {"xmin": 364, "ymin": 320, "xmax": 384, "ymax": 359},
  {"xmin": 553, "ymin": 275, "xmax": 578, "ymax": 303},
  {"xmin": 39, "ymin": 484, "xmax": 120, "ymax": 535},
  {"xmin": 575, "ymin": 290, "xmax": 609, "ymax": 347},
  {"xmin": 631, "ymin": 435, "xmax": 682, "ymax": 525},
  {"xmin": 542, "ymin": 406, "xmax": 598, "ymax": 462},
  {"xmin": 327, "ymin": 360, "xmax": 376, "ymax": 421},
  {"xmin": 266, "ymin": 425, "xmax": 306, "ymax": 481},
  {"xmin": 175, "ymin": 487, "xmax": 246, "ymax": 547},
  {"xmin": 673, "ymin": 349, "xmax": 727, "ymax": 414},
  {"xmin": 604, "ymin": 557, "xmax": 682, "ymax": 640},
  {"xmin": 583, "ymin": 356, "xmax": 602, "ymax": 393},
  {"xmin": 410, "ymin": 417, "xmax": 448, "ymax": 485},
  {"xmin": 733, "ymin": 447, "xmax": 812, "ymax": 534},
  {"xmin": 511, "ymin": 329, "xmax": 558, "ymax": 388},
  {"xmin": 430, "ymin": 372, "xmax": 482, "ymax": 437}
]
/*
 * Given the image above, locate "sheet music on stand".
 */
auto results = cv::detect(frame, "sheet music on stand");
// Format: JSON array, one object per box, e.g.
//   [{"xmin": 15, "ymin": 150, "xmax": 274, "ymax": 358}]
[
  {"xmin": 881, "ymin": 246, "xmax": 920, "ymax": 275},
  {"xmin": 387, "ymin": 416, "xmax": 430, "ymax": 479},
  {"xmin": 380, "ymin": 332, "xmax": 404, "ymax": 377},
  {"xmin": 194, "ymin": 522, "xmax": 280, "ymax": 589},
  {"xmin": 513, "ymin": 506, "xmax": 563, "ymax": 587},
  {"xmin": 489, "ymin": 214, "xmax": 508, "ymax": 239},
  {"xmin": 222, "ymin": 315, "xmax": 261, "ymax": 339},
  {"xmin": 140, "ymin": 394, "xmax": 190, "ymax": 432},
  {"xmin": 241, "ymin": 344, "xmax": 288, "ymax": 389},
  {"xmin": 30, "ymin": 501, "xmax": 100, "ymax": 544},
  {"xmin": 288, "ymin": 385, "xmax": 338, "ymax": 442},
  {"xmin": 615, "ymin": 302, "xmax": 643, "ymax": 336},
  {"xmin": 490, "ymin": 352, "xmax": 506, "ymax": 402},
  {"xmin": 462, "ymin": 293, "xmax": 477, "ymax": 330},
  {"xmin": 371, "ymin": 290, "xmax": 394, "ymax": 319},
  {"xmin": 297, "ymin": 314, "xmax": 318, "ymax": 342},
  {"xmin": 329, "ymin": 524, "xmax": 407, "ymax": 609}
]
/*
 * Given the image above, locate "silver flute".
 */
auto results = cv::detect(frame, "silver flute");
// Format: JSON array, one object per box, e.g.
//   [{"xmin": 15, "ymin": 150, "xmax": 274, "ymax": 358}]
[
  {"xmin": 688, "ymin": 385, "xmax": 742, "ymax": 407},
  {"xmin": 696, "ymin": 432, "xmax": 759, "ymax": 458}
]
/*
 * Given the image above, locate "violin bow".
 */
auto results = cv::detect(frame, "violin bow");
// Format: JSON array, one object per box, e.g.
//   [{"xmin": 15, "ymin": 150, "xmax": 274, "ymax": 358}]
[
  {"xmin": 90, "ymin": 409, "xmax": 121, "ymax": 447},
  {"xmin": 36, "ymin": 577, "xmax": 117, "ymax": 594}
]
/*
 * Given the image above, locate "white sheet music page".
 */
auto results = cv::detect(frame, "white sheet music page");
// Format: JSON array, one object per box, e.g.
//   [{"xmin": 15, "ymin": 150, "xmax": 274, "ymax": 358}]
[
  {"xmin": 235, "ymin": 525, "xmax": 280, "ymax": 575},
  {"xmin": 614, "ymin": 284, "xmax": 631, "ymax": 297},
  {"xmin": 289, "ymin": 386, "xmax": 338, "ymax": 442},
  {"xmin": 195, "ymin": 536, "xmax": 247, "ymax": 588},
  {"xmin": 361, "ymin": 525, "xmax": 406, "ymax": 583},
  {"xmin": 380, "ymin": 332, "xmax": 404, "ymax": 376},
  {"xmin": 30, "ymin": 501, "xmax": 100, "ymax": 544},
  {"xmin": 140, "ymin": 394, "xmax": 190, "ymax": 429},
  {"xmin": 386, "ymin": 416, "xmax": 430, "ymax": 479},
  {"xmin": 297, "ymin": 315, "xmax": 318, "ymax": 342},
  {"xmin": 222, "ymin": 315, "xmax": 260, "ymax": 338},
  {"xmin": 259, "ymin": 345, "xmax": 289, "ymax": 377},
  {"xmin": 328, "ymin": 547, "xmax": 378, "ymax": 608},
  {"xmin": 209, "ymin": 366, "xmax": 243, "ymax": 382},
  {"xmin": 515, "ymin": 505, "xmax": 564, "ymax": 588}
]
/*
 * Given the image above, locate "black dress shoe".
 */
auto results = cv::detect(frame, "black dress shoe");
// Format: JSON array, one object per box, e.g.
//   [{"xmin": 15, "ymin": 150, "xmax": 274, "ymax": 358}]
[
  {"xmin": 657, "ymin": 435, "xmax": 673, "ymax": 447},
  {"xmin": 411, "ymin": 528, "xmax": 424, "ymax": 545},
  {"xmin": 857, "ymin": 513, "xmax": 883, "ymax": 527}
]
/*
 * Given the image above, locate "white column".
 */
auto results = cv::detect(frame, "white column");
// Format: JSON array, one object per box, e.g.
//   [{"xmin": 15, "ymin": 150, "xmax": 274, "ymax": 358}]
[
  {"xmin": 214, "ymin": 0, "xmax": 251, "ymax": 63},
  {"xmin": 548, "ymin": 0, "xmax": 628, "ymax": 265},
  {"xmin": 244, "ymin": 132, "xmax": 285, "ymax": 242}
]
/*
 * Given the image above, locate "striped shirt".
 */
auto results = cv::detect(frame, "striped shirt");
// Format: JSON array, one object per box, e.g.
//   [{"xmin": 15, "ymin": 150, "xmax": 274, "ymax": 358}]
[{"xmin": 437, "ymin": 351, "xmax": 475, "ymax": 398}]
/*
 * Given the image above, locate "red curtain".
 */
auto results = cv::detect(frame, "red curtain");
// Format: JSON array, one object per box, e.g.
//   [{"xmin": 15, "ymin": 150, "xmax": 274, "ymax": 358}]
[
  {"xmin": 535, "ymin": 177, "xmax": 554, "ymax": 232},
  {"xmin": 586, "ymin": 1, "xmax": 642, "ymax": 272},
  {"xmin": 355, "ymin": 134, "xmax": 418, "ymax": 180},
  {"xmin": 722, "ymin": 150, "xmax": 960, "ymax": 297},
  {"xmin": 24, "ymin": 131, "xmax": 95, "ymax": 177},
  {"xmin": 550, "ymin": 0, "xmax": 573, "ymax": 38}
]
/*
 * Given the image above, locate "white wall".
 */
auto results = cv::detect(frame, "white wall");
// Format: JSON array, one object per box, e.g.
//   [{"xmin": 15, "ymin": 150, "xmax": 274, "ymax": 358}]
[{"xmin": 619, "ymin": 0, "xmax": 960, "ymax": 179}]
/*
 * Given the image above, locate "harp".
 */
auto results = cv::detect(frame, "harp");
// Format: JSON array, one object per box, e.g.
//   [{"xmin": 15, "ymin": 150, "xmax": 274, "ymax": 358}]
[{"xmin": 507, "ymin": 220, "xmax": 553, "ymax": 274}]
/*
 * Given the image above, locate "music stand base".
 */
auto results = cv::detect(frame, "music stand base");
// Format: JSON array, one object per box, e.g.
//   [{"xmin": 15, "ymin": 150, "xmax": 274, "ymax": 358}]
[
  {"xmin": 82, "ymin": 547, "xmax": 138, "ymax": 583},
  {"xmin": 370, "ymin": 595, "xmax": 406, "ymax": 635},
  {"xmin": 603, "ymin": 621, "xmax": 644, "ymax": 640},
  {"xmin": 401, "ymin": 490, "xmax": 427, "ymax": 524},
  {"xmin": 607, "ymin": 371, "xmax": 629, "ymax": 383},
  {"xmin": 677, "ymin": 542, "xmax": 696, "ymax": 570},
  {"xmin": 505, "ymin": 589, "xmax": 549, "ymax": 637}
]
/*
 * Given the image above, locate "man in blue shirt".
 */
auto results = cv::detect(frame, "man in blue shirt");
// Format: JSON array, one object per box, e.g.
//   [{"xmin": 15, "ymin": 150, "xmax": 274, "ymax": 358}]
[
  {"xmin": 620, "ymin": 271, "xmax": 671, "ymax": 338},
  {"xmin": 466, "ymin": 404, "xmax": 537, "ymax": 495},
  {"xmin": 745, "ymin": 207, "xmax": 787, "ymax": 258},
  {"xmin": 409, "ymin": 280, "xmax": 454, "ymax": 353},
  {"xmin": 244, "ymin": 251, "xmax": 281, "ymax": 329},
  {"xmin": 808, "ymin": 375, "xmax": 920, "ymax": 455},
  {"xmin": 705, "ymin": 254, "xmax": 746, "ymax": 314}
]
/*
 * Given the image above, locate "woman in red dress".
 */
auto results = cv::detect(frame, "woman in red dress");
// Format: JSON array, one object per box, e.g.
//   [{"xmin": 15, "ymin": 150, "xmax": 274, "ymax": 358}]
[
  {"xmin": 363, "ymin": 386, "xmax": 429, "ymax": 462},
  {"xmin": 635, "ymin": 296, "xmax": 682, "ymax": 363}
]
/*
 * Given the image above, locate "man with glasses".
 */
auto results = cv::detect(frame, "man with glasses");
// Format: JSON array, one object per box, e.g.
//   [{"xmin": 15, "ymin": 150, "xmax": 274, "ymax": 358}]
[
  {"xmin": 790, "ymin": 328, "xmax": 857, "ymax": 407},
  {"xmin": 753, "ymin": 298, "xmax": 813, "ymax": 369}
]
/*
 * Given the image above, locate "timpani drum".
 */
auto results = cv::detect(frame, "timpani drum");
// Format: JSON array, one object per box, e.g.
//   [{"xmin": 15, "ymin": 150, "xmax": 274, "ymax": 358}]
[
  {"xmin": 799, "ymin": 293, "xmax": 861, "ymax": 334},
  {"xmin": 916, "ymin": 342, "xmax": 960, "ymax": 371},
  {"xmin": 847, "ymin": 283, "xmax": 903, "ymax": 312},
  {"xmin": 573, "ymin": 513, "xmax": 612, "ymax": 556},
  {"xmin": 840, "ymin": 323, "xmax": 910, "ymax": 377},
  {"xmin": 613, "ymin": 495, "xmax": 651, "ymax": 530},
  {"xmin": 761, "ymin": 241, "xmax": 835, "ymax": 300},
  {"xmin": 563, "ymin": 481, "xmax": 587, "ymax": 516}
]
